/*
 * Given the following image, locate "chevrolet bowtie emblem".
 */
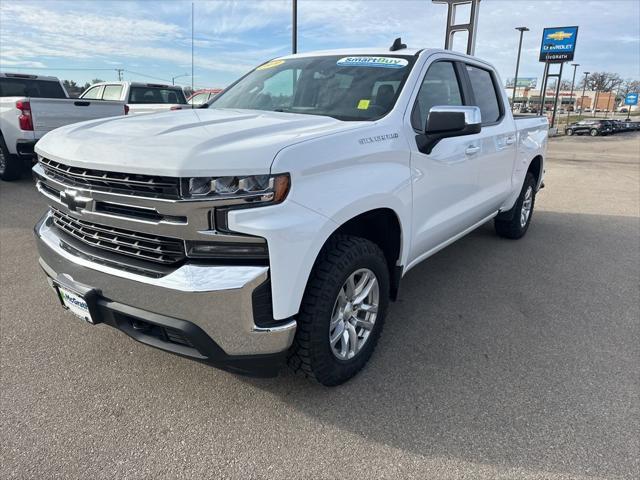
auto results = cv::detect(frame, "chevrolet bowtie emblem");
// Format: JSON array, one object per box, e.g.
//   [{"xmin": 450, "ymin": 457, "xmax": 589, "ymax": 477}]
[
  {"xmin": 60, "ymin": 189, "xmax": 90, "ymax": 212},
  {"xmin": 546, "ymin": 31, "xmax": 573, "ymax": 41}
]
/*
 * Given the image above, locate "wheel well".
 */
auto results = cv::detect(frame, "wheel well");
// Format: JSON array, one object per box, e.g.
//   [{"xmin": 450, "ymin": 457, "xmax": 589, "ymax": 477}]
[
  {"xmin": 331, "ymin": 208, "xmax": 402, "ymax": 300},
  {"xmin": 528, "ymin": 155, "xmax": 542, "ymax": 186}
]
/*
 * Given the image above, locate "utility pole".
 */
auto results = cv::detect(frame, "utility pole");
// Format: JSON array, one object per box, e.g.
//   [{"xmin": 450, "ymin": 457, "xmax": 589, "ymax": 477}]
[
  {"xmin": 579, "ymin": 71, "xmax": 590, "ymax": 119},
  {"xmin": 191, "ymin": 2, "xmax": 195, "ymax": 94},
  {"xmin": 116, "ymin": 69, "xmax": 124, "ymax": 81},
  {"xmin": 292, "ymin": 0, "xmax": 297, "ymax": 54},
  {"xmin": 567, "ymin": 63, "xmax": 579, "ymax": 120},
  {"xmin": 511, "ymin": 26, "xmax": 529, "ymax": 111}
]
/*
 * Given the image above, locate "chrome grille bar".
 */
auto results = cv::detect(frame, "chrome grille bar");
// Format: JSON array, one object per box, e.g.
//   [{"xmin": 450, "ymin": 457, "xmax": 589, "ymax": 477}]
[
  {"xmin": 40, "ymin": 157, "xmax": 181, "ymax": 198},
  {"xmin": 51, "ymin": 209, "xmax": 185, "ymax": 265}
]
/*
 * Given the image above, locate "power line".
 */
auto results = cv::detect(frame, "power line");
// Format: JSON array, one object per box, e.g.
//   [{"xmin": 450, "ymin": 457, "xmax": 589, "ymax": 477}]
[{"xmin": 2, "ymin": 66, "xmax": 117, "ymax": 71}]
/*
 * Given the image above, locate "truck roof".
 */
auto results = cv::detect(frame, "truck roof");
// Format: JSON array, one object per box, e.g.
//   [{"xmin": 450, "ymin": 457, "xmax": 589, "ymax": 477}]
[
  {"xmin": 0, "ymin": 72, "xmax": 61, "ymax": 82},
  {"xmin": 277, "ymin": 47, "xmax": 425, "ymax": 59},
  {"xmin": 89, "ymin": 81, "xmax": 183, "ymax": 90},
  {"xmin": 275, "ymin": 47, "xmax": 492, "ymax": 66}
]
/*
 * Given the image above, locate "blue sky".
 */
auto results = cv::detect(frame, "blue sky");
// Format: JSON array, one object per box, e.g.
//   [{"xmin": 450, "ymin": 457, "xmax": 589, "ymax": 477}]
[{"xmin": 1, "ymin": 0, "xmax": 639, "ymax": 89}]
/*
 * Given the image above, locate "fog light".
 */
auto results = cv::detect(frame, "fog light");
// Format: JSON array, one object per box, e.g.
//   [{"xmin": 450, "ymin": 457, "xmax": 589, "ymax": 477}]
[{"xmin": 186, "ymin": 241, "xmax": 269, "ymax": 259}]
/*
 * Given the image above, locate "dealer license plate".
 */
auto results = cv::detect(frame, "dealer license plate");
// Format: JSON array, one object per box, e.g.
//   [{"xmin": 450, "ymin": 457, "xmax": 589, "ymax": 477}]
[{"xmin": 57, "ymin": 286, "xmax": 94, "ymax": 324}]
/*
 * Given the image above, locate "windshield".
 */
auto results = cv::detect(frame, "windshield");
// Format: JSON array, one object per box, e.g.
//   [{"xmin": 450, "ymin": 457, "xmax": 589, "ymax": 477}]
[{"xmin": 209, "ymin": 55, "xmax": 415, "ymax": 121}]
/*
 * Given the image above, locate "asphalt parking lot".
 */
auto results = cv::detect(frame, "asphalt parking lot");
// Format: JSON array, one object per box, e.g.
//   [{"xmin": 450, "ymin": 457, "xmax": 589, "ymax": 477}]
[{"xmin": 1, "ymin": 133, "xmax": 639, "ymax": 480}]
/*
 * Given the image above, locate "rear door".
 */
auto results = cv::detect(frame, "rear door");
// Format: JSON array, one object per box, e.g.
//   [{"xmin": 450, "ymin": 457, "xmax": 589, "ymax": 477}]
[{"xmin": 462, "ymin": 63, "xmax": 516, "ymax": 213}]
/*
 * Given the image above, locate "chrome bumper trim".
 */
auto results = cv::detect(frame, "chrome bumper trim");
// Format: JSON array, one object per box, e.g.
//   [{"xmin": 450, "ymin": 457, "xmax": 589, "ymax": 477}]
[{"xmin": 36, "ymin": 212, "xmax": 296, "ymax": 355}]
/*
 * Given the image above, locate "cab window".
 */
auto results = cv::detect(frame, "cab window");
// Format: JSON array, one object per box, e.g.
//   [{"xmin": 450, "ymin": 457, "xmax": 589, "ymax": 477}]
[
  {"xmin": 466, "ymin": 65, "xmax": 502, "ymax": 125},
  {"xmin": 81, "ymin": 85, "xmax": 103, "ymax": 99},
  {"xmin": 411, "ymin": 61, "xmax": 463, "ymax": 131},
  {"xmin": 102, "ymin": 85, "xmax": 123, "ymax": 101}
]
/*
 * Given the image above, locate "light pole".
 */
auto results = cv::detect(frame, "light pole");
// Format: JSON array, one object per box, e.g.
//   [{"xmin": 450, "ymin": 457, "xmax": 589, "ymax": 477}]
[
  {"xmin": 579, "ymin": 71, "xmax": 590, "ymax": 119},
  {"xmin": 568, "ymin": 63, "xmax": 579, "ymax": 118},
  {"xmin": 172, "ymin": 73, "xmax": 189, "ymax": 85},
  {"xmin": 511, "ymin": 26, "xmax": 529, "ymax": 112},
  {"xmin": 292, "ymin": 0, "xmax": 297, "ymax": 54}
]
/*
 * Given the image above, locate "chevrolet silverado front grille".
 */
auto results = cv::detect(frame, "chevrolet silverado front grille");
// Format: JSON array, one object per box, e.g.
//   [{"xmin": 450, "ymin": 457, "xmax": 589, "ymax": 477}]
[
  {"xmin": 40, "ymin": 157, "xmax": 181, "ymax": 199},
  {"xmin": 51, "ymin": 208, "xmax": 185, "ymax": 265}
]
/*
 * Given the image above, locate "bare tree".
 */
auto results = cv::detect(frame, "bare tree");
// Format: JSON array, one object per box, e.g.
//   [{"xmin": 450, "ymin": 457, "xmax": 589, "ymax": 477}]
[
  {"xmin": 578, "ymin": 72, "xmax": 623, "ymax": 91},
  {"xmin": 559, "ymin": 80, "xmax": 574, "ymax": 91},
  {"xmin": 619, "ymin": 79, "xmax": 640, "ymax": 97}
]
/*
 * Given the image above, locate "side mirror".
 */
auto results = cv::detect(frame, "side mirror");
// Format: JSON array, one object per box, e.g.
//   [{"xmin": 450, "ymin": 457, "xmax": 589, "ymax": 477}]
[{"xmin": 416, "ymin": 106, "xmax": 482, "ymax": 154}]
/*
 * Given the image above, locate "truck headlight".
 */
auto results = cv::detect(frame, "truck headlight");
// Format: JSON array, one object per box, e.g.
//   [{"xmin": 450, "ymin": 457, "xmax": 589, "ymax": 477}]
[{"xmin": 183, "ymin": 173, "xmax": 290, "ymax": 204}]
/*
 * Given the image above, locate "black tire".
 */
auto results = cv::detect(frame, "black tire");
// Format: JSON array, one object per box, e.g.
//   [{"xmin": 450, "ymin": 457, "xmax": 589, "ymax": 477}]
[
  {"xmin": 566, "ymin": 128, "xmax": 573, "ymax": 136},
  {"xmin": 590, "ymin": 129, "xmax": 598, "ymax": 137},
  {"xmin": 0, "ymin": 135, "xmax": 23, "ymax": 181},
  {"xmin": 288, "ymin": 235, "xmax": 389, "ymax": 386},
  {"xmin": 494, "ymin": 172, "xmax": 536, "ymax": 240}
]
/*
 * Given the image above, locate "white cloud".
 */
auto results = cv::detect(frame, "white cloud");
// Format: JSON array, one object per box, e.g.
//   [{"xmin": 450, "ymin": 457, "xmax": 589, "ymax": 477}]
[{"xmin": 1, "ymin": 0, "xmax": 638, "ymax": 86}]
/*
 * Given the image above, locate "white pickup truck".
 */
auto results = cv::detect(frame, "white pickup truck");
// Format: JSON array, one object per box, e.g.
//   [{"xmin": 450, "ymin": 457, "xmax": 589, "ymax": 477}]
[
  {"xmin": 79, "ymin": 81, "xmax": 188, "ymax": 116},
  {"xmin": 33, "ymin": 46, "xmax": 547, "ymax": 385},
  {"xmin": 0, "ymin": 73, "xmax": 126, "ymax": 180}
]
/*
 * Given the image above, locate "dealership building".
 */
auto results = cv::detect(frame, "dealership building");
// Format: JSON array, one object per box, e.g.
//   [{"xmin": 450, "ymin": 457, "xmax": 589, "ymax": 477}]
[{"xmin": 504, "ymin": 85, "xmax": 634, "ymax": 112}]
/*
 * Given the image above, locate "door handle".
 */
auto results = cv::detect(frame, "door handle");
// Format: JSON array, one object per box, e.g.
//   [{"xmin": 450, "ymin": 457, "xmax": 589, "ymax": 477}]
[
  {"xmin": 505, "ymin": 137, "xmax": 516, "ymax": 145},
  {"xmin": 465, "ymin": 145, "xmax": 481, "ymax": 155}
]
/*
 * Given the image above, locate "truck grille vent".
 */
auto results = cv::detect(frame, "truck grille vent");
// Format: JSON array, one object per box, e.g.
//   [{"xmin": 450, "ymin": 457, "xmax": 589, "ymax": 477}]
[
  {"xmin": 51, "ymin": 208, "xmax": 185, "ymax": 265},
  {"xmin": 40, "ymin": 157, "xmax": 181, "ymax": 199}
]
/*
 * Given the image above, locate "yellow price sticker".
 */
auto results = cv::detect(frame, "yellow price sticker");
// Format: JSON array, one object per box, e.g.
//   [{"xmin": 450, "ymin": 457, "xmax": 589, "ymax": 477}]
[
  {"xmin": 256, "ymin": 59, "xmax": 285, "ymax": 70},
  {"xmin": 357, "ymin": 99, "xmax": 370, "ymax": 110}
]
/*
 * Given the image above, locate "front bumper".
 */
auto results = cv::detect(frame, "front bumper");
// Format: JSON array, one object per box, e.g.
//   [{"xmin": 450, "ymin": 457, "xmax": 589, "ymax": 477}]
[{"xmin": 35, "ymin": 212, "xmax": 297, "ymax": 376}]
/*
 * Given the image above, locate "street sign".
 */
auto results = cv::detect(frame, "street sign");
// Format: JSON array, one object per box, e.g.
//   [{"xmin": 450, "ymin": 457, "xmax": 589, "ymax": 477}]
[
  {"xmin": 506, "ymin": 77, "xmax": 537, "ymax": 88},
  {"xmin": 624, "ymin": 93, "xmax": 638, "ymax": 105},
  {"xmin": 539, "ymin": 26, "xmax": 579, "ymax": 62}
]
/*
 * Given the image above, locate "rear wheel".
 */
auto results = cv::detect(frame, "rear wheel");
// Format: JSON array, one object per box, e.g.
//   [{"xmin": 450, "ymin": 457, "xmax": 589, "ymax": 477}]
[
  {"xmin": 288, "ymin": 235, "xmax": 389, "ymax": 386},
  {"xmin": 566, "ymin": 128, "xmax": 574, "ymax": 136},
  {"xmin": 494, "ymin": 173, "xmax": 536, "ymax": 240},
  {"xmin": 590, "ymin": 128, "xmax": 599, "ymax": 136},
  {"xmin": 0, "ymin": 135, "xmax": 23, "ymax": 181}
]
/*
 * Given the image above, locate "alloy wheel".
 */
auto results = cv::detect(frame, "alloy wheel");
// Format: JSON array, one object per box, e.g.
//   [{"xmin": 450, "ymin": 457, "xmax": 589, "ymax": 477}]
[
  {"xmin": 329, "ymin": 268, "xmax": 379, "ymax": 360},
  {"xmin": 520, "ymin": 186, "xmax": 533, "ymax": 228}
]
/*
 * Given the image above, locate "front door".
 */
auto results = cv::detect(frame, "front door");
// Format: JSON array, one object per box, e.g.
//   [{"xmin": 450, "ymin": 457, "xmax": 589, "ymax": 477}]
[{"xmin": 405, "ymin": 60, "xmax": 482, "ymax": 265}]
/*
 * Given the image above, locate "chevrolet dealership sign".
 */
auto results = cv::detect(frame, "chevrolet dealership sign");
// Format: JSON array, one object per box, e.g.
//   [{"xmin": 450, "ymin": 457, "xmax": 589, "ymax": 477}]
[{"xmin": 539, "ymin": 26, "xmax": 579, "ymax": 62}]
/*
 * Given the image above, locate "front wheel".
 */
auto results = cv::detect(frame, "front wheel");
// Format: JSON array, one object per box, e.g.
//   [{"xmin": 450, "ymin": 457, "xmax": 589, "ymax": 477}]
[
  {"xmin": 494, "ymin": 173, "xmax": 536, "ymax": 239},
  {"xmin": 566, "ymin": 128, "xmax": 574, "ymax": 136},
  {"xmin": 590, "ymin": 129, "xmax": 599, "ymax": 137},
  {"xmin": 288, "ymin": 235, "xmax": 389, "ymax": 386}
]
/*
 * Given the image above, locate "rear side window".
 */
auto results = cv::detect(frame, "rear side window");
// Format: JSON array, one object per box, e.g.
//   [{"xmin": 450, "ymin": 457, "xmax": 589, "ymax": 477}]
[
  {"xmin": 189, "ymin": 92, "xmax": 209, "ymax": 105},
  {"xmin": 102, "ymin": 85, "xmax": 123, "ymax": 101},
  {"xmin": 82, "ymin": 86, "xmax": 103, "ymax": 99},
  {"xmin": 129, "ymin": 87, "xmax": 187, "ymax": 104},
  {"xmin": 466, "ymin": 65, "xmax": 502, "ymax": 124},
  {"xmin": 411, "ymin": 61, "xmax": 463, "ymax": 130},
  {"xmin": 0, "ymin": 78, "xmax": 66, "ymax": 98}
]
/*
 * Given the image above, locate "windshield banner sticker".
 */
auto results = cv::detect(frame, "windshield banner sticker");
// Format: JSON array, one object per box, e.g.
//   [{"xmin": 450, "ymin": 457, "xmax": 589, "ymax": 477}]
[
  {"xmin": 256, "ymin": 59, "xmax": 285, "ymax": 70},
  {"xmin": 337, "ymin": 57, "xmax": 408, "ymax": 69}
]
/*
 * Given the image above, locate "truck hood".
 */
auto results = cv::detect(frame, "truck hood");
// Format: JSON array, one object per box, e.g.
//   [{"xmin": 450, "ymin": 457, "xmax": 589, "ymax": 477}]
[{"xmin": 35, "ymin": 108, "xmax": 368, "ymax": 177}]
